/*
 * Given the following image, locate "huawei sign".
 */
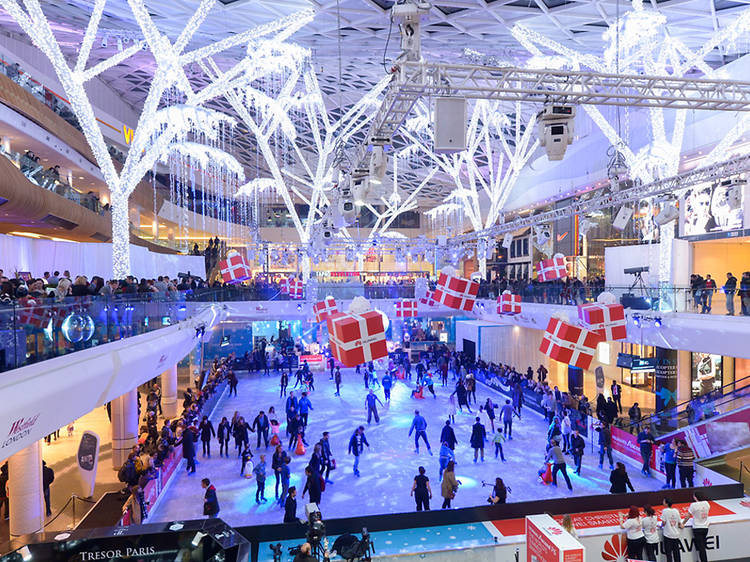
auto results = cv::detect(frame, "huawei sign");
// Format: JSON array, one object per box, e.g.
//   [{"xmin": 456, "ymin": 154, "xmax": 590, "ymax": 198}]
[{"xmin": 601, "ymin": 534, "xmax": 628, "ymax": 562}]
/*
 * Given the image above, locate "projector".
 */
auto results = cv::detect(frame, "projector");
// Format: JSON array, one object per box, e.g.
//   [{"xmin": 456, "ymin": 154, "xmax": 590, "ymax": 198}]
[{"xmin": 624, "ymin": 266, "xmax": 649, "ymax": 275}]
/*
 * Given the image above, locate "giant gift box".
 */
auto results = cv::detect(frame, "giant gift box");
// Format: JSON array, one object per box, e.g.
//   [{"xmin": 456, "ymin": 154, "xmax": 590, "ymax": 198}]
[
  {"xmin": 288, "ymin": 278, "xmax": 304, "ymax": 299},
  {"xmin": 16, "ymin": 303, "xmax": 49, "ymax": 328},
  {"xmin": 497, "ymin": 293, "xmax": 521, "ymax": 315},
  {"xmin": 419, "ymin": 290, "xmax": 437, "ymax": 307},
  {"xmin": 432, "ymin": 273, "xmax": 479, "ymax": 312},
  {"xmin": 395, "ymin": 300, "xmax": 418, "ymax": 318},
  {"xmin": 536, "ymin": 255, "xmax": 567, "ymax": 282},
  {"xmin": 326, "ymin": 310, "xmax": 388, "ymax": 367},
  {"xmin": 219, "ymin": 250, "xmax": 251, "ymax": 284},
  {"xmin": 577, "ymin": 303, "xmax": 627, "ymax": 341},
  {"xmin": 539, "ymin": 317, "xmax": 602, "ymax": 370},
  {"xmin": 313, "ymin": 297, "xmax": 338, "ymax": 323}
]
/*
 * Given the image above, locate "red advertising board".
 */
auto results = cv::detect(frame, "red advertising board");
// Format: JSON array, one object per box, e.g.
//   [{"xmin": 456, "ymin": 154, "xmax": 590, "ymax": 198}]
[
  {"xmin": 526, "ymin": 514, "xmax": 585, "ymax": 562},
  {"xmin": 656, "ymin": 405, "xmax": 750, "ymax": 460},
  {"xmin": 610, "ymin": 426, "xmax": 656, "ymax": 469}
]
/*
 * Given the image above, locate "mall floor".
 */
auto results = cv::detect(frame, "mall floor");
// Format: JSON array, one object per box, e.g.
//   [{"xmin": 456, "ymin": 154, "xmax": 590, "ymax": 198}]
[{"xmin": 147, "ymin": 369, "xmax": 665, "ymax": 528}]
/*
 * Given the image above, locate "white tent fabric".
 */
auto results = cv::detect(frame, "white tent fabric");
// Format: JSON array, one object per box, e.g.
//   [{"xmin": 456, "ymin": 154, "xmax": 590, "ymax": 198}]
[{"xmin": 0, "ymin": 234, "xmax": 205, "ymax": 280}]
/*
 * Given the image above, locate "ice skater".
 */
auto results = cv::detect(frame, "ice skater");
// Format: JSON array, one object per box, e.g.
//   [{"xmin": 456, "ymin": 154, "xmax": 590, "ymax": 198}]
[
  {"xmin": 298, "ymin": 392, "xmax": 313, "ymax": 428},
  {"xmin": 279, "ymin": 372, "xmax": 288, "ymax": 398},
  {"xmin": 481, "ymin": 398, "xmax": 497, "ymax": 432},
  {"xmin": 438, "ymin": 441, "xmax": 455, "ymax": 480},
  {"xmin": 348, "ymin": 425, "xmax": 369, "ymax": 477},
  {"xmin": 365, "ymin": 389, "xmax": 383, "ymax": 424},
  {"xmin": 470, "ymin": 416, "xmax": 486, "ymax": 462},
  {"xmin": 500, "ymin": 399, "xmax": 514, "ymax": 439},
  {"xmin": 440, "ymin": 420, "xmax": 458, "ymax": 451},
  {"xmin": 545, "ymin": 439, "xmax": 573, "ymax": 491},
  {"xmin": 253, "ymin": 454, "xmax": 268, "ymax": 503},
  {"xmin": 233, "ymin": 417, "xmax": 249, "ymax": 457},
  {"xmin": 240, "ymin": 446, "xmax": 253, "ymax": 477},
  {"xmin": 382, "ymin": 371, "xmax": 393, "ymax": 401},
  {"xmin": 217, "ymin": 417, "xmax": 230, "ymax": 457},
  {"xmin": 334, "ymin": 367, "xmax": 342, "ymax": 397},
  {"xmin": 409, "ymin": 410, "xmax": 433, "ymax": 455},
  {"xmin": 447, "ymin": 394, "xmax": 457, "ymax": 423},
  {"xmin": 251, "ymin": 410, "xmax": 270, "ymax": 449},
  {"xmin": 451, "ymin": 380, "xmax": 472, "ymax": 413},
  {"xmin": 423, "ymin": 373, "xmax": 436, "ymax": 398},
  {"xmin": 492, "ymin": 427, "xmax": 507, "ymax": 461}
]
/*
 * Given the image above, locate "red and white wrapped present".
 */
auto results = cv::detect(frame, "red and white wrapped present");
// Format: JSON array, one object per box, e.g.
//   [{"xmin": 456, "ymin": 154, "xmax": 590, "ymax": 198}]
[
  {"xmin": 288, "ymin": 278, "xmax": 303, "ymax": 299},
  {"xmin": 418, "ymin": 290, "xmax": 437, "ymax": 307},
  {"xmin": 539, "ymin": 317, "xmax": 603, "ymax": 370},
  {"xmin": 16, "ymin": 303, "xmax": 49, "ymax": 328},
  {"xmin": 279, "ymin": 278, "xmax": 289, "ymax": 294},
  {"xmin": 432, "ymin": 272, "xmax": 479, "ymax": 312},
  {"xmin": 536, "ymin": 254, "xmax": 567, "ymax": 282},
  {"xmin": 313, "ymin": 297, "xmax": 338, "ymax": 323},
  {"xmin": 395, "ymin": 300, "xmax": 418, "ymax": 318},
  {"xmin": 326, "ymin": 309, "xmax": 388, "ymax": 367},
  {"xmin": 497, "ymin": 293, "xmax": 521, "ymax": 315},
  {"xmin": 219, "ymin": 250, "xmax": 251, "ymax": 284},
  {"xmin": 578, "ymin": 303, "xmax": 627, "ymax": 341}
]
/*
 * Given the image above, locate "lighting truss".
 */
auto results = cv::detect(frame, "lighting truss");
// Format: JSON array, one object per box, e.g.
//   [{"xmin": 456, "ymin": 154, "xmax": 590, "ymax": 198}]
[
  {"xmin": 455, "ymin": 152, "xmax": 750, "ymax": 244},
  {"xmin": 353, "ymin": 60, "xmax": 750, "ymax": 172},
  {"xmin": 0, "ymin": 0, "xmax": 313, "ymax": 278}
]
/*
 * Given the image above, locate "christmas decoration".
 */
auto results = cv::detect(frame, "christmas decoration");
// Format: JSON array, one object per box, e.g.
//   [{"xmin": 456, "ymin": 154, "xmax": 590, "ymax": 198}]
[
  {"xmin": 219, "ymin": 250, "xmax": 251, "ymax": 284},
  {"xmin": 497, "ymin": 292, "xmax": 521, "ymax": 315},
  {"xmin": 432, "ymin": 270, "xmax": 479, "ymax": 312},
  {"xmin": 540, "ymin": 317, "xmax": 603, "ymax": 370},
  {"xmin": 313, "ymin": 297, "xmax": 338, "ymax": 323},
  {"xmin": 536, "ymin": 254, "xmax": 568, "ymax": 282},
  {"xmin": 578, "ymin": 303, "xmax": 628, "ymax": 341},
  {"xmin": 395, "ymin": 300, "xmax": 418, "ymax": 318},
  {"xmin": 327, "ymin": 299, "xmax": 388, "ymax": 367}
]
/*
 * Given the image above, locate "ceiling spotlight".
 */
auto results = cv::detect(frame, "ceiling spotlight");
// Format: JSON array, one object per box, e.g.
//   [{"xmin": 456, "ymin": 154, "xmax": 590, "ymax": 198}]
[
  {"xmin": 654, "ymin": 317, "xmax": 662, "ymax": 328},
  {"xmin": 297, "ymin": 304, "xmax": 303, "ymax": 311},
  {"xmin": 633, "ymin": 314, "xmax": 641, "ymax": 328}
]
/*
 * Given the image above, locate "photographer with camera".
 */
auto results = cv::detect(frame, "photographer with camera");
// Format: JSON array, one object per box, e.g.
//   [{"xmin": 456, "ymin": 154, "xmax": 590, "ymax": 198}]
[{"xmin": 485, "ymin": 477, "xmax": 508, "ymax": 504}]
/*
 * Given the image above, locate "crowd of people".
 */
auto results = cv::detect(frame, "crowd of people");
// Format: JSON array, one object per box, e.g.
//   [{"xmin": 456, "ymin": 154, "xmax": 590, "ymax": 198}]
[
  {"xmin": 691, "ymin": 271, "xmax": 750, "ymax": 315},
  {"xmin": 116, "ymin": 356, "xmax": 230, "ymax": 525}
]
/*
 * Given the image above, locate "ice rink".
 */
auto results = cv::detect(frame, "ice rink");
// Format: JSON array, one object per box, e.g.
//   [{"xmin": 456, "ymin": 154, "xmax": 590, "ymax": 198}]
[{"xmin": 148, "ymin": 368, "xmax": 663, "ymax": 527}]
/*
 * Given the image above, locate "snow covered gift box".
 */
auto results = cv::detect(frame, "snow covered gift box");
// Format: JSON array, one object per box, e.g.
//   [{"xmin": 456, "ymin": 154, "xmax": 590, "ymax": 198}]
[
  {"xmin": 395, "ymin": 299, "xmax": 418, "ymax": 318},
  {"xmin": 536, "ymin": 253, "xmax": 567, "ymax": 282},
  {"xmin": 497, "ymin": 292, "xmax": 521, "ymax": 315},
  {"xmin": 219, "ymin": 250, "xmax": 251, "ymax": 284},
  {"xmin": 313, "ymin": 296, "xmax": 338, "ymax": 323},
  {"xmin": 288, "ymin": 278, "xmax": 304, "ymax": 299},
  {"xmin": 577, "ymin": 301, "xmax": 627, "ymax": 341},
  {"xmin": 539, "ymin": 317, "xmax": 603, "ymax": 370},
  {"xmin": 432, "ymin": 268, "xmax": 479, "ymax": 312},
  {"xmin": 326, "ymin": 297, "xmax": 388, "ymax": 367}
]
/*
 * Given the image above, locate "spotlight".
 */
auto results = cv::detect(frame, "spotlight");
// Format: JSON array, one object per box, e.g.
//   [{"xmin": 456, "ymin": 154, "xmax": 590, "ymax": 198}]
[
  {"xmin": 191, "ymin": 532, "xmax": 206, "ymax": 548},
  {"xmin": 633, "ymin": 314, "xmax": 641, "ymax": 327},
  {"xmin": 19, "ymin": 546, "xmax": 32, "ymax": 561},
  {"xmin": 654, "ymin": 317, "xmax": 662, "ymax": 328},
  {"xmin": 297, "ymin": 304, "xmax": 303, "ymax": 311}
]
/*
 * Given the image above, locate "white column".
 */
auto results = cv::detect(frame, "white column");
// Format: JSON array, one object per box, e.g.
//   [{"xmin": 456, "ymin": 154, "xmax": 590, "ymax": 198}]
[
  {"xmin": 161, "ymin": 364, "xmax": 179, "ymax": 419},
  {"xmin": 8, "ymin": 440, "xmax": 44, "ymax": 537},
  {"xmin": 111, "ymin": 388, "xmax": 139, "ymax": 469}
]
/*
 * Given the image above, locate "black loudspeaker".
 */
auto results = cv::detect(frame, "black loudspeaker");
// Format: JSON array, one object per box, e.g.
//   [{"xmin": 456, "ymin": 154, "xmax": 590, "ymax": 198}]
[{"xmin": 620, "ymin": 293, "xmax": 651, "ymax": 310}]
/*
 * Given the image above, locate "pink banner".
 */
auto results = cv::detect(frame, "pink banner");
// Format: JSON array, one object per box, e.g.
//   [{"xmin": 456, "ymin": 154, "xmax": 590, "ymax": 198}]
[{"xmin": 656, "ymin": 405, "xmax": 750, "ymax": 460}]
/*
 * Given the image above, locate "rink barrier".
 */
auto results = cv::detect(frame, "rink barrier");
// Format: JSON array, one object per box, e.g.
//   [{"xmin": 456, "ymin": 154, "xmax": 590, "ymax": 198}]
[{"xmin": 235, "ymin": 483, "xmax": 743, "ymax": 561}]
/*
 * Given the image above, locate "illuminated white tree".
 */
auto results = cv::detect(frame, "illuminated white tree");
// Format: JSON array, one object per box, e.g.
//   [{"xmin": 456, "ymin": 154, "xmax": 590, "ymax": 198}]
[
  {"xmin": 228, "ymin": 64, "xmax": 391, "ymax": 278},
  {"xmin": 403, "ymin": 99, "xmax": 539, "ymax": 277},
  {"xmin": 0, "ymin": 0, "xmax": 313, "ymax": 277}
]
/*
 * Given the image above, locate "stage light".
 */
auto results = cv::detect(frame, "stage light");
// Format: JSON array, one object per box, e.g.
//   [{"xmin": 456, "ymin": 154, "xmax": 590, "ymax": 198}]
[
  {"xmin": 633, "ymin": 314, "xmax": 641, "ymax": 327},
  {"xmin": 297, "ymin": 304, "xmax": 303, "ymax": 311},
  {"xmin": 654, "ymin": 317, "xmax": 662, "ymax": 328}
]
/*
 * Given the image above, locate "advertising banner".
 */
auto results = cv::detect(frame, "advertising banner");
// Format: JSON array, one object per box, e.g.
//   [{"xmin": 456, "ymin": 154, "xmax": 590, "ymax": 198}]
[
  {"xmin": 526, "ymin": 514, "xmax": 585, "ymax": 562},
  {"xmin": 692, "ymin": 352, "xmax": 723, "ymax": 397},
  {"xmin": 657, "ymin": 405, "xmax": 750, "ymax": 461}
]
